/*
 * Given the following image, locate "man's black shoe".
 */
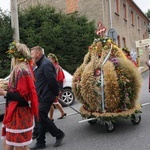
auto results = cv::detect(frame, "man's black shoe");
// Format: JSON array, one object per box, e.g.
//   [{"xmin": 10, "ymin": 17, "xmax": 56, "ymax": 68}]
[
  {"xmin": 54, "ymin": 132, "xmax": 65, "ymax": 147},
  {"xmin": 30, "ymin": 144, "xmax": 46, "ymax": 150}
]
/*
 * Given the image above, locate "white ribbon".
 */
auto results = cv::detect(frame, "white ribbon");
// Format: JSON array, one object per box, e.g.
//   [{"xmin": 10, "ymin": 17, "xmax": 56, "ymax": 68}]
[{"xmin": 100, "ymin": 44, "xmax": 113, "ymax": 112}]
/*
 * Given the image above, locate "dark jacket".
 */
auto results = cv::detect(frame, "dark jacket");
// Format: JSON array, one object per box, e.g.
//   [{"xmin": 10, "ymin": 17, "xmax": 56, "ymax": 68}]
[{"xmin": 34, "ymin": 55, "xmax": 59, "ymax": 103}]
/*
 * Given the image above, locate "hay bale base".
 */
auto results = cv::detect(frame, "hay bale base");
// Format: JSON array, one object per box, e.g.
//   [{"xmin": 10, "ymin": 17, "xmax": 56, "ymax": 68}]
[{"xmin": 80, "ymin": 103, "xmax": 141, "ymax": 119}]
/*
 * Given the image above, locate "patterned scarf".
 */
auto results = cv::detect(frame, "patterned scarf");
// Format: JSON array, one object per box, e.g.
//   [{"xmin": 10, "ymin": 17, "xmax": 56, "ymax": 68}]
[{"xmin": 3, "ymin": 62, "xmax": 38, "ymax": 124}]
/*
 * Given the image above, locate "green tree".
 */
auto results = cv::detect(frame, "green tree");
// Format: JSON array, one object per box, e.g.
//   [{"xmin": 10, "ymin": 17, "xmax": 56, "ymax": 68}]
[
  {"xmin": 146, "ymin": 9, "xmax": 150, "ymax": 18},
  {"xmin": 0, "ymin": 9, "xmax": 13, "ymax": 77},
  {"xmin": 19, "ymin": 5, "xmax": 96, "ymax": 74},
  {"xmin": 0, "ymin": 5, "xmax": 96, "ymax": 76}
]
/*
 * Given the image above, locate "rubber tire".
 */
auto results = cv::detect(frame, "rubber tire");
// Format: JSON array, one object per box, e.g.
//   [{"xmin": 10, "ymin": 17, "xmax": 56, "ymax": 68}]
[
  {"xmin": 88, "ymin": 119, "xmax": 97, "ymax": 125},
  {"xmin": 105, "ymin": 121, "xmax": 115, "ymax": 133},
  {"xmin": 60, "ymin": 88, "xmax": 75, "ymax": 107},
  {"xmin": 131, "ymin": 114, "xmax": 141, "ymax": 125}
]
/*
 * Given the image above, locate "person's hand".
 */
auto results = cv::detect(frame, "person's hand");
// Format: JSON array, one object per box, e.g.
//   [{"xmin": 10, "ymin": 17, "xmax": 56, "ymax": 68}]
[
  {"xmin": 0, "ymin": 88, "xmax": 7, "ymax": 96},
  {"xmin": 0, "ymin": 80, "xmax": 8, "ymax": 90}
]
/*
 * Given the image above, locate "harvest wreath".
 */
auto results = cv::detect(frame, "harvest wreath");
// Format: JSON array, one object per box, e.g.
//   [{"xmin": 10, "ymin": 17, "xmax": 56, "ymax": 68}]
[{"xmin": 72, "ymin": 37, "xmax": 142, "ymax": 119}]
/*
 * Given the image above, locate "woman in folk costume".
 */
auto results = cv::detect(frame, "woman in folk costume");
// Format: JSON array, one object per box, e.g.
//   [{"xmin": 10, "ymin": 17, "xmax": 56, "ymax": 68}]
[
  {"xmin": 122, "ymin": 48, "xmax": 138, "ymax": 67},
  {"xmin": 47, "ymin": 53, "xmax": 66, "ymax": 120},
  {"xmin": 0, "ymin": 42, "xmax": 38, "ymax": 150}
]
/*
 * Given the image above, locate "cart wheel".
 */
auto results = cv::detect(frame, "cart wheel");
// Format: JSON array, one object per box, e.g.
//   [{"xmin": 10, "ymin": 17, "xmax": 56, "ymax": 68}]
[
  {"xmin": 131, "ymin": 114, "xmax": 141, "ymax": 125},
  {"xmin": 88, "ymin": 119, "xmax": 97, "ymax": 125},
  {"xmin": 105, "ymin": 121, "xmax": 115, "ymax": 132}
]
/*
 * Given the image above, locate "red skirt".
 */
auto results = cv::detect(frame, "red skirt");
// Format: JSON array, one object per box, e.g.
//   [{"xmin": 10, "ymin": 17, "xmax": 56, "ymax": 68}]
[
  {"xmin": 2, "ymin": 106, "xmax": 34, "ymax": 147},
  {"xmin": 53, "ymin": 97, "xmax": 59, "ymax": 104}
]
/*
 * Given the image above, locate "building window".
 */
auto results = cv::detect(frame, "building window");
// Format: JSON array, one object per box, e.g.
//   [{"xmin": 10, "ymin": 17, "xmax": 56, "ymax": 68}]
[
  {"xmin": 131, "ymin": 11, "xmax": 134, "ymax": 25},
  {"xmin": 123, "ymin": 4, "xmax": 127, "ymax": 20},
  {"xmin": 66, "ymin": 0, "xmax": 79, "ymax": 14},
  {"xmin": 143, "ymin": 31, "xmax": 148, "ymax": 39},
  {"xmin": 122, "ymin": 37, "xmax": 126, "ymax": 48},
  {"xmin": 137, "ymin": 16, "xmax": 140, "ymax": 29},
  {"xmin": 116, "ymin": 35, "xmax": 120, "ymax": 47},
  {"xmin": 114, "ymin": 0, "xmax": 119, "ymax": 14},
  {"xmin": 145, "ymin": 31, "xmax": 148, "ymax": 39}
]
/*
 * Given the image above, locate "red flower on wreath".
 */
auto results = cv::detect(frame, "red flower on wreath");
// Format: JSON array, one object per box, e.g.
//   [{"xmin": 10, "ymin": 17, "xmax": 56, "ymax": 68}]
[{"xmin": 94, "ymin": 68, "xmax": 101, "ymax": 76}]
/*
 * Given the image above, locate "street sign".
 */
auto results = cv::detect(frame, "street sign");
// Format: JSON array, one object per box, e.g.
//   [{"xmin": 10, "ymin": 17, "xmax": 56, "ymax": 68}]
[
  {"xmin": 107, "ymin": 28, "xmax": 118, "ymax": 41},
  {"xmin": 135, "ymin": 39, "xmax": 150, "ymax": 48}
]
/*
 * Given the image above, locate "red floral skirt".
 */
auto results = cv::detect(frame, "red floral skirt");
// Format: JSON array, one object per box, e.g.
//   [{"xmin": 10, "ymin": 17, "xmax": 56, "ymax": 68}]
[
  {"xmin": 53, "ymin": 97, "xmax": 59, "ymax": 104},
  {"xmin": 2, "ymin": 106, "xmax": 34, "ymax": 147}
]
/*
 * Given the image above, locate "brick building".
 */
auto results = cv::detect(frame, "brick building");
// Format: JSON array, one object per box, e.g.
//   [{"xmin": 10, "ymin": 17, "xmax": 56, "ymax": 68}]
[{"xmin": 18, "ymin": 0, "xmax": 150, "ymax": 71}]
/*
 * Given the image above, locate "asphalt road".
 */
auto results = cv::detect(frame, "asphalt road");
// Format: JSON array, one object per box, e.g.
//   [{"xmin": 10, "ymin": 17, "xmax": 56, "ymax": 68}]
[{"xmin": 0, "ymin": 71, "xmax": 149, "ymax": 150}]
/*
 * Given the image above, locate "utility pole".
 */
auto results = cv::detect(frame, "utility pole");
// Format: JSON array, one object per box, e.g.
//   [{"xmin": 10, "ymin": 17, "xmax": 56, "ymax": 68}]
[{"xmin": 11, "ymin": 0, "xmax": 20, "ymax": 42}]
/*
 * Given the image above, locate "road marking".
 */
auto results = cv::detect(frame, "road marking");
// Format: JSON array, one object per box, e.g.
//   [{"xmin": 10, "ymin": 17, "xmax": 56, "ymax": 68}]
[
  {"xmin": 79, "ymin": 118, "xmax": 97, "ymax": 123},
  {"xmin": 67, "ymin": 112, "xmax": 79, "ymax": 116},
  {"xmin": 141, "ymin": 102, "xmax": 150, "ymax": 106}
]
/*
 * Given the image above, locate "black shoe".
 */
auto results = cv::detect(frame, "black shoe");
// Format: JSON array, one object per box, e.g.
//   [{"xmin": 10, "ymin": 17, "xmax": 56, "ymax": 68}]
[
  {"xmin": 30, "ymin": 144, "xmax": 46, "ymax": 150},
  {"xmin": 58, "ymin": 113, "xmax": 67, "ymax": 119},
  {"xmin": 54, "ymin": 132, "xmax": 65, "ymax": 147}
]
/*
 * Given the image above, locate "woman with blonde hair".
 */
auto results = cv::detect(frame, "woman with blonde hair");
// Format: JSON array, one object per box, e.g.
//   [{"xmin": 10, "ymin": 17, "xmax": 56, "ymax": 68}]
[{"xmin": 0, "ymin": 41, "xmax": 38, "ymax": 150}]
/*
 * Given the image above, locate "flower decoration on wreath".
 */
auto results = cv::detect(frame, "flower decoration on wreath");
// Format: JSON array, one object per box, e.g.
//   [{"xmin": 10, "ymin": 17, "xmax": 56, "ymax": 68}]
[{"xmin": 6, "ymin": 41, "xmax": 31, "ymax": 62}]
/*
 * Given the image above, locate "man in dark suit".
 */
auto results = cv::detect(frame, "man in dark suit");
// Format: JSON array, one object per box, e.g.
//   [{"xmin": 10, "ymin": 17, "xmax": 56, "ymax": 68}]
[{"xmin": 30, "ymin": 46, "xmax": 65, "ymax": 149}]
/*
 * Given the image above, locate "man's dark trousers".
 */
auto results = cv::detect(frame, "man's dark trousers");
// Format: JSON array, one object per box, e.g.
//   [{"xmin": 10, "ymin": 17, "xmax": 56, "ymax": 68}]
[{"xmin": 36, "ymin": 101, "xmax": 62, "ymax": 146}]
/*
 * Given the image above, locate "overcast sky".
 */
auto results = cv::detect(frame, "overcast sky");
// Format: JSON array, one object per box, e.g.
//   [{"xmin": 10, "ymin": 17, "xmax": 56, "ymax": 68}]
[
  {"xmin": 0, "ymin": 0, "xmax": 149, "ymax": 13},
  {"xmin": 133, "ymin": 0, "xmax": 150, "ymax": 13}
]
